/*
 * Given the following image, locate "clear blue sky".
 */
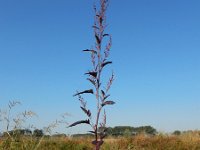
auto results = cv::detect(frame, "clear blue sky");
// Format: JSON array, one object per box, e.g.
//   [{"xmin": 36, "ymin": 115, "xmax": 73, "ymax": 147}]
[{"xmin": 0, "ymin": 0, "xmax": 200, "ymax": 134}]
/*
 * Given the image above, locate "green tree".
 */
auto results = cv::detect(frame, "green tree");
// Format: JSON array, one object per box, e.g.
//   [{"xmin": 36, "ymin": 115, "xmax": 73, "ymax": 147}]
[
  {"xmin": 173, "ymin": 130, "xmax": 181, "ymax": 135},
  {"xmin": 33, "ymin": 129, "xmax": 43, "ymax": 137}
]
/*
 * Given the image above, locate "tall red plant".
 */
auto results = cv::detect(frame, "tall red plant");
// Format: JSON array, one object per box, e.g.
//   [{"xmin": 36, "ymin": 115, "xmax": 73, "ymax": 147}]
[{"xmin": 69, "ymin": 0, "xmax": 114, "ymax": 149}]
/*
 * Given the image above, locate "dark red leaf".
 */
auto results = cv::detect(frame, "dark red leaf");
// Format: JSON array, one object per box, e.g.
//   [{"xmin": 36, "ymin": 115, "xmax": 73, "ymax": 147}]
[
  {"xmin": 87, "ymin": 78, "xmax": 96, "ymax": 86},
  {"xmin": 92, "ymin": 26, "xmax": 99, "ymax": 30},
  {"xmin": 102, "ymin": 101, "xmax": 115, "ymax": 107},
  {"xmin": 87, "ymin": 110, "xmax": 91, "ymax": 117},
  {"xmin": 103, "ymin": 34, "xmax": 109, "ymax": 37},
  {"xmin": 103, "ymin": 94, "xmax": 110, "ymax": 101},
  {"xmin": 68, "ymin": 119, "xmax": 90, "ymax": 127},
  {"xmin": 85, "ymin": 71, "xmax": 97, "ymax": 78},
  {"xmin": 101, "ymin": 61, "xmax": 112, "ymax": 68},
  {"xmin": 83, "ymin": 49, "xmax": 97, "ymax": 54},
  {"xmin": 73, "ymin": 89, "xmax": 93, "ymax": 97},
  {"xmin": 80, "ymin": 107, "xmax": 91, "ymax": 117},
  {"xmin": 95, "ymin": 34, "xmax": 101, "ymax": 44},
  {"xmin": 101, "ymin": 90, "xmax": 105, "ymax": 97},
  {"xmin": 100, "ymin": 17, "xmax": 103, "ymax": 24}
]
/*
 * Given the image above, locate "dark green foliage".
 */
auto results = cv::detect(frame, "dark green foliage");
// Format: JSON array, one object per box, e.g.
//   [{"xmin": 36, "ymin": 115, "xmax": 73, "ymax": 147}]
[
  {"xmin": 173, "ymin": 130, "xmax": 181, "ymax": 135},
  {"xmin": 106, "ymin": 126, "xmax": 157, "ymax": 136},
  {"xmin": 33, "ymin": 129, "xmax": 44, "ymax": 137},
  {"xmin": 4, "ymin": 129, "xmax": 32, "ymax": 137}
]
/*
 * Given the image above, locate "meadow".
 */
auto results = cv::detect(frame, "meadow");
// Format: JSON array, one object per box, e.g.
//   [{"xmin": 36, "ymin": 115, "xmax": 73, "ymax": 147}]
[{"xmin": 1, "ymin": 132, "xmax": 200, "ymax": 150}]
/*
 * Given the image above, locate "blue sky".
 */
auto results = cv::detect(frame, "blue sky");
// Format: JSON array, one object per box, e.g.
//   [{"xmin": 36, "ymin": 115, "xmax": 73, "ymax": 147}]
[{"xmin": 0, "ymin": 0, "xmax": 200, "ymax": 134}]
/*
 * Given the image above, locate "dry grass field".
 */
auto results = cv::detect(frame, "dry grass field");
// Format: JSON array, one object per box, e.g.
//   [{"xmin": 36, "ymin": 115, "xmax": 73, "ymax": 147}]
[{"xmin": 1, "ymin": 131, "xmax": 200, "ymax": 150}]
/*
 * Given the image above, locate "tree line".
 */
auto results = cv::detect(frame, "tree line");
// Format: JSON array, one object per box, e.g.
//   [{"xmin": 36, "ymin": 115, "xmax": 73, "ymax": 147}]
[
  {"xmin": 106, "ymin": 126, "xmax": 157, "ymax": 136},
  {"xmin": 1, "ymin": 125, "xmax": 157, "ymax": 138},
  {"xmin": 72, "ymin": 126, "xmax": 157, "ymax": 137},
  {"xmin": 1, "ymin": 129, "xmax": 44, "ymax": 137}
]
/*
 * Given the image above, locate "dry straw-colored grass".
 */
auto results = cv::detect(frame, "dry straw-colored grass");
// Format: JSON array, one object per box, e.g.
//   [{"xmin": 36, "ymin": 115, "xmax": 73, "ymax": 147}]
[
  {"xmin": 2, "ymin": 132, "xmax": 200, "ymax": 150},
  {"xmin": 100, "ymin": 132, "xmax": 200, "ymax": 150}
]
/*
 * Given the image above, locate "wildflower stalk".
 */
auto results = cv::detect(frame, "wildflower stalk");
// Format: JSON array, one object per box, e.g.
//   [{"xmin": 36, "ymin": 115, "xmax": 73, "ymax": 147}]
[{"xmin": 69, "ymin": 0, "xmax": 115, "ymax": 149}]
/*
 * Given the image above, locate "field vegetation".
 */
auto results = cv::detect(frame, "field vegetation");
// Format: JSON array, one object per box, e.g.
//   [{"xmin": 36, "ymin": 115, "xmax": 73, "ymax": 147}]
[{"xmin": 1, "ymin": 131, "xmax": 200, "ymax": 150}]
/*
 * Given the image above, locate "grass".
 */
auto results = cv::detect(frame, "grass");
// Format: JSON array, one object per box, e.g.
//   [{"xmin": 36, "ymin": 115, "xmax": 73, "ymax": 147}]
[
  {"xmin": 101, "ymin": 133, "xmax": 200, "ymax": 150},
  {"xmin": 1, "ymin": 132, "xmax": 200, "ymax": 150}
]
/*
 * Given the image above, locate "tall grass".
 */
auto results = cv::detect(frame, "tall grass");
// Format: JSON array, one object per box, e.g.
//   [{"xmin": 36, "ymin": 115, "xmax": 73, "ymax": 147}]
[
  {"xmin": 1, "ymin": 133, "xmax": 200, "ymax": 150},
  {"xmin": 0, "ymin": 101, "xmax": 68, "ymax": 150}
]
